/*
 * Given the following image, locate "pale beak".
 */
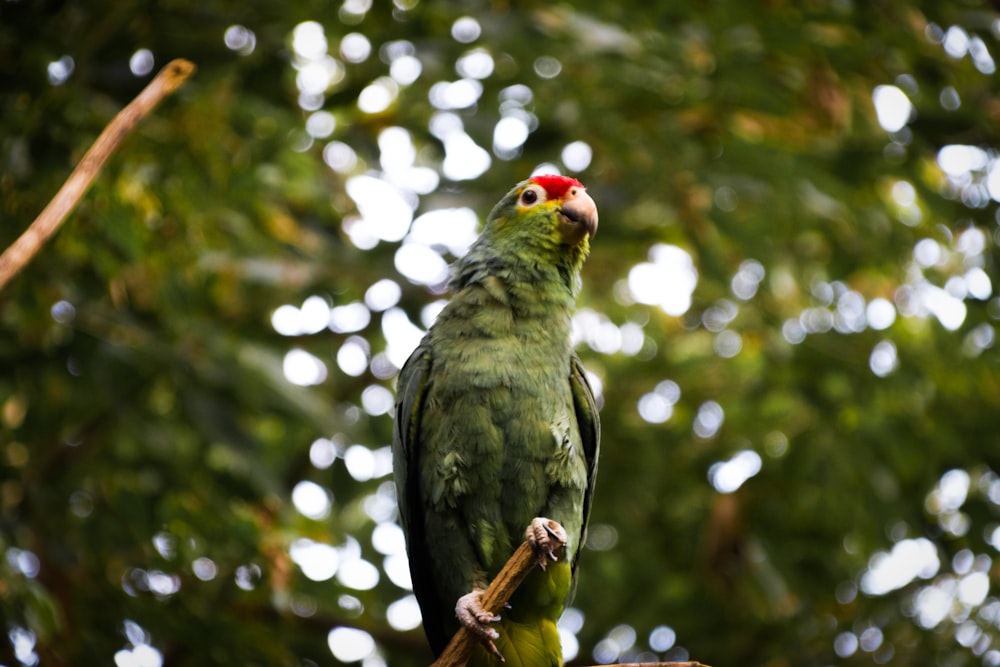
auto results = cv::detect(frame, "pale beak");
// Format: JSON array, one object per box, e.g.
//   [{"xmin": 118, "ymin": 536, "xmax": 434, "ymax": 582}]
[{"xmin": 559, "ymin": 187, "xmax": 599, "ymax": 244}]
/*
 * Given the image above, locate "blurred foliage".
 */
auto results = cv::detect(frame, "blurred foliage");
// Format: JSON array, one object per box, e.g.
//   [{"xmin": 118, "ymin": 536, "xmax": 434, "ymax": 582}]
[{"xmin": 2, "ymin": 1, "xmax": 1000, "ymax": 666}]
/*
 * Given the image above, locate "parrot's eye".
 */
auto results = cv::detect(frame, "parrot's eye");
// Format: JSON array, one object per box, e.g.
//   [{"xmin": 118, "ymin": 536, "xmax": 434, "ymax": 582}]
[{"xmin": 518, "ymin": 185, "xmax": 546, "ymax": 208}]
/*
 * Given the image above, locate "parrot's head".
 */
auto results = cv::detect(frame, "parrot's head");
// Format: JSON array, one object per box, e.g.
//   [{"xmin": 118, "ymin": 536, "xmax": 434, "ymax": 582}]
[{"xmin": 482, "ymin": 174, "xmax": 598, "ymax": 272}]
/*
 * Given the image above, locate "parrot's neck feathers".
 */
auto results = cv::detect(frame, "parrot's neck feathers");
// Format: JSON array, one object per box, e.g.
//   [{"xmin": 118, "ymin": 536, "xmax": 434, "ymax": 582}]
[{"xmin": 450, "ymin": 242, "xmax": 581, "ymax": 311}]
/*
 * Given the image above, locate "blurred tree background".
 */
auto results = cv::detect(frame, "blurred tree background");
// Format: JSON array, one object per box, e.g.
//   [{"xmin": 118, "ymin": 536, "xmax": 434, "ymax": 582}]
[{"xmin": 2, "ymin": 0, "xmax": 1000, "ymax": 665}]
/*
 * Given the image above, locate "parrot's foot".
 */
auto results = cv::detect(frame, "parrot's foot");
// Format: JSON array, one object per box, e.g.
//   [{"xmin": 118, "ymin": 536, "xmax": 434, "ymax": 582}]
[
  {"xmin": 525, "ymin": 517, "xmax": 567, "ymax": 571},
  {"xmin": 455, "ymin": 590, "xmax": 504, "ymax": 661}
]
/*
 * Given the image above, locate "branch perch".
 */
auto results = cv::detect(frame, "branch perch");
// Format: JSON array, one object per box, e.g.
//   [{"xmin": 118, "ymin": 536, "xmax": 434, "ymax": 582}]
[
  {"xmin": 431, "ymin": 539, "xmax": 540, "ymax": 667},
  {"xmin": 430, "ymin": 524, "xmax": 710, "ymax": 667},
  {"xmin": 0, "ymin": 58, "xmax": 196, "ymax": 291}
]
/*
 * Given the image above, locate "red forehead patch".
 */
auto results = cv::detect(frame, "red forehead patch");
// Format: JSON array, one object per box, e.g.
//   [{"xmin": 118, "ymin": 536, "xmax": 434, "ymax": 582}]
[{"xmin": 528, "ymin": 174, "xmax": 584, "ymax": 199}]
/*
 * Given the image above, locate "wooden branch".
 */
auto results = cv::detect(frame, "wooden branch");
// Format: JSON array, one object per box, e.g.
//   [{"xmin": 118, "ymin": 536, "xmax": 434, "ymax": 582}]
[
  {"xmin": 0, "ymin": 58, "xmax": 196, "ymax": 291},
  {"xmin": 431, "ymin": 539, "xmax": 541, "ymax": 667},
  {"xmin": 429, "ymin": 525, "xmax": 710, "ymax": 667}
]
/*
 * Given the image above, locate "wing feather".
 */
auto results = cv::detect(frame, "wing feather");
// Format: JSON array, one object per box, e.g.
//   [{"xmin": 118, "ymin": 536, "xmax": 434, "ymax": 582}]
[
  {"xmin": 392, "ymin": 342, "xmax": 450, "ymax": 654},
  {"xmin": 569, "ymin": 354, "xmax": 601, "ymax": 589}
]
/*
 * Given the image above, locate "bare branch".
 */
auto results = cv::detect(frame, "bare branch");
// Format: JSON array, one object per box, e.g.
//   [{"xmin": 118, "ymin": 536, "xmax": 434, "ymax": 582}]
[
  {"xmin": 0, "ymin": 58, "xmax": 196, "ymax": 291},
  {"xmin": 431, "ymin": 539, "xmax": 540, "ymax": 667}
]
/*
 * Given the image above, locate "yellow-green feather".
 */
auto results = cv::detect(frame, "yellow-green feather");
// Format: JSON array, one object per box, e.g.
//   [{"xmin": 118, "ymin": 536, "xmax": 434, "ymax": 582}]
[{"xmin": 469, "ymin": 560, "xmax": 571, "ymax": 667}]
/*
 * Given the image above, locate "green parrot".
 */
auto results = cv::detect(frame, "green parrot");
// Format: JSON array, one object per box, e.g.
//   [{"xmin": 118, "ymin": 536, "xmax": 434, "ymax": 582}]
[{"xmin": 392, "ymin": 175, "xmax": 600, "ymax": 666}]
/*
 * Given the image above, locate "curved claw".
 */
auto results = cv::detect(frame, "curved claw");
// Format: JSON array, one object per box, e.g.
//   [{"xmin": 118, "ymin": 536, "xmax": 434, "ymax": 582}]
[
  {"xmin": 525, "ymin": 517, "xmax": 567, "ymax": 570},
  {"xmin": 455, "ymin": 590, "xmax": 504, "ymax": 661}
]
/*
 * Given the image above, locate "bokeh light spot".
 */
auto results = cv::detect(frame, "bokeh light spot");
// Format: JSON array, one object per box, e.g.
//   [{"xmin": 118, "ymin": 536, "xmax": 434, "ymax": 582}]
[
  {"xmin": 451, "ymin": 17, "xmax": 481, "ymax": 43},
  {"xmin": 292, "ymin": 21, "xmax": 327, "ymax": 60},
  {"xmin": 942, "ymin": 25, "xmax": 969, "ymax": 58},
  {"xmin": 292, "ymin": 480, "xmax": 332, "ymax": 520},
  {"xmin": 958, "ymin": 571, "xmax": 989, "ymax": 606},
  {"xmin": 271, "ymin": 304, "xmax": 303, "ymax": 336},
  {"xmin": 361, "ymin": 385, "xmax": 394, "ymax": 416},
  {"xmin": 146, "ymin": 571, "xmax": 180, "ymax": 597},
  {"xmin": 340, "ymin": 32, "xmax": 371, "ymax": 63},
  {"xmin": 51, "ymin": 300, "xmax": 76, "ymax": 324},
  {"xmin": 872, "ymin": 85, "xmax": 913, "ymax": 132},
  {"xmin": 191, "ymin": 557, "xmax": 217, "ymax": 581},
  {"xmin": 493, "ymin": 115, "xmax": 530, "ymax": 154},
  {"xmin": 283, "ymin": 349, "xmax": 328, "ymax": 386},
  {"xmin": 390, "ymin": 55, "xmax": 422, "ymax": 85},
  {"xmin": 6, "ymin": 548, "xmax": 40, "ymax": 578},
  {"xmin": 114, "ymin": 644, "xmax": 163, "ymax": 667},
  {"xmin": 384, "ymin": 553, "xmax": 413, "ymax": 590},
  {"xmin": 129, "ymin": 49, "xmax": 154, "ymax": 77},
  {"xmin": 869, "ymin": 340, "xmax": 898, "ymax": 377},
  {"xmin": 407, "ymin": 207, "xmax": 479, "ymax": 257},
  {"xmin": 344, "ymin": 445, "xmax": 375, "ymax": 481},
  {"xmin": 693, "ymin": 400, "xmax": 724, "ymax": 439},
  {"xmin": 859, "ymin": 627, "xmax": 883, "ymax": 653},
  {"xmin": 387, "ymin": 595, "xmax": 423, "ymax": 631},
  {"xmin": 300, "ymin": 296, "xmax": 331, "ymax": 334},
  {"xmin": 637, "ymin": 393, "xmax": 673, "ymax": 424},
  {"xmin": 309, "ymin": 437, "xmax": 340, "ymax": 469},
  {"xmin": 650, "ymin": 625, "xmax": 676, "ymax": 652},
  {"xmin": 365, "ymin": 279, "xmax": 402, "ymax": 311},
  {"xmin": 337, "ymin": 558, "xmax": 380, "ymax": 590},
  {"xmin": 346, "ymin": 175, "xmax": 414, "ymax": 243},
  {"xmin": 395, "ymin": 244, "xmax": 449, "ymax": 286},
  {"xmin": 234, "ymin": 563, "xmax": 261, "ymax": 591},
  {"xmin": 306, "ymin": 111, "xmax": 336, "ymax": 139},
  {"xmin": 382, "ymin": 307, "xmax": 425, "ymax": 369},
  {"xmin": 866, "ymin": 298, "xmax": 896, "ymax": 330},
  {"xmin": 559, "ymin": 627, "xmax": 580, "ymax": 661},
  {"xmin": 456, "ymin": 48, "xmax": 494, "ymax": 79},
  {"xmin": 937, "ymin": 145, "xmax": 987, "ymax": 178},
  {"xmin": 329, "ymin": 302, "xmax": 371, "ymax": 333},
  {"xmin": 714, "ymin": 330, "xmax": 742, "ymax": 358},
  {"xmin": 358, "ymin": 77, "xmax": 399, "ymax": 113},
  {"xmin": 327, "ymin": 627, "xmax": 375, "ymax": 662},
  {"xmin": 224, "ymin": 25, "xmax": 256, "ymax": 55},
  {"xmin": 585, "ymin": 523, "xmax": 618, "ymax": 551},
  {"xmin": 555, "ymin": 609, "xmax": 583, "ymax": 659},
  {"xmin": 291, "ymin": 538, "xmax": 339, "ymax": 581},
  {"xmin": 562, "ymin": 141, "xmax": 593, "ymax": 172},
  {"xmin": 534, "ymin": 56, "xmax": 562, "ymax": 79},
  {"xmin": 861, "ymin": 537, "xmax": 940, "ymax": 595},
  {"xmin": 731, "ymin": 259, "xmax": 765, "ymax": 300},
  {"xmin": 47, "ymin": 55, "xmax": 74, "ymax": 86},
  {"xmin": 709, "ymin": 450, "xmax": 762, "ymax": 493},
  {"xmin": 323, "ymin": 141, "xmax": 359, "ymax": 174},
  {"xmin": 372, "ymin": 521, "xmax": 406, "ymax": 556},
  {"xmin": 442, "ymin": 132, "xmax": 491, "ymax": 180},
  {"xmin": 337, "ymin": 338, "xmax": 370, "ymax": 377},
  {"xmin": 627, "ymin": 244, "xmax": 698, "ymax": 316}
]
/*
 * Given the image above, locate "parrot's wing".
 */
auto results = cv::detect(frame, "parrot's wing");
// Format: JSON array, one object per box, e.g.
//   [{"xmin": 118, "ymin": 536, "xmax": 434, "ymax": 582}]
[
  {"xmin": 570, "ymin": 354, "xmax": 601, "ymax": 577},
  {"xmin": 391, "ymin": 341, "xmax": 449, "ymax": 654}
]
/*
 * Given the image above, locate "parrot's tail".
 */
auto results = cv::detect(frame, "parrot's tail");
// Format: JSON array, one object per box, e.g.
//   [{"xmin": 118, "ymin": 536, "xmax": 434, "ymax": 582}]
[{"xmin": 469, "ymin": 616, "xmax": 563, "ymax": 667}]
